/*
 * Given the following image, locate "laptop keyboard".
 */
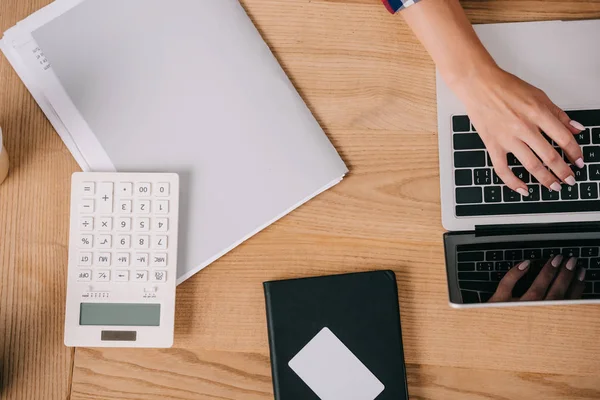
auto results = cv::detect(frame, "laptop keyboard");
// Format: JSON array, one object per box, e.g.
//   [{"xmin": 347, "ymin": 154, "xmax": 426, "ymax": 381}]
[
  {"xmin": 457, "ymin": 240, "xmax": 600, "ymax": 303},
  {"xmin": 452, "ymin": 109, "xmax": 600, "ymax": 217}
]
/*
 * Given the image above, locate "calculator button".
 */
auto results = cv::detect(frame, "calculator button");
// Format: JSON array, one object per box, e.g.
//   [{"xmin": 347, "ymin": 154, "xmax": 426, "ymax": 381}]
[
  {"xmin": 77, "ymin": 270, "xmax": 92, "ymax": 281},
  {"xmin": 135, "ymin": 182, "xmax": 151, "ymax": 196},
  {"xmin": 155, "ymin": 200, "xmax": 169, "ymax": 214},
  {"xmin": 135, "ymin": 218, "xmax": 150, "ymax": 232},
  {"xmin": 134, "ymin": 253, "xmax": 149, "ymax": 267},
  {"xmin": 78, "ymin": 252, "xmax": 92, "ymax": 266},
  {"xmin": 116, "ymin": 235, "xmax": 131, "ymax": 249},
  {"xmin": 115, "ymin": 270, "xmax": 130, "ymax": 282},
  {"xmin": 116, "ymin": 253, "xmax": 130, "ymax": 266},
  {"xmin": 97, "ymin": 235, "xmax": 112, "ymax": 249},
  {"xmin": 96, "ymin": 252, "xmax": 111, "ymax": 267},
  {"xmin": 117, "ymin": 182, "xmax": 133, "ymax": 196},
  {"xmin": 154, "ymin": 218, "xmax": 168, "ymax": 232},
  {"xmin": 95, "ymin": 270, "xmax": 110, "ymax": 282},
  {"xmin": 79, "ymin": 199, "xmax": 95, "ymax": 213},
  {"xmin": 118, "ymin": 200, "xmax": 132, "ymax": 214},
  {"xmin": 98, "ymin": 217, "xmax": 112, "ymax": 231},
  {"xmin": 134, "ymin": 270, "xmax": 149, "ymax": 282},
  {"xmin": 151, "ymin": 253, "xmax": 168, "ymax": 267},
  {"xmin": 152, "ymin": 270, "xmax": 167, "ymax": 283},
  {"xmin": 117, "ymin": 218, "xmax": 132, "ymax": 231},
  {"xmin": 80, "ymin": 217, "xmax": 94, "ymax": 231},
  {"xmin": 98, "ymin": 182, "xmax": 114, "ymax": 214},
  {"xmin": 81, "ymin": 182, "xmax": 95, "ymax": 196},
  {"xmin": 153, "ymin": 235, "xmax": 168, "ymax": 250},
  {"xmin": 135, "ymin": 235, "xmax": 150, "ymax": 249},
  {"xmin": 155, "ymin": 182, "xmax": 170, "ymax": 196},
  {"xmin": 79, "ymin": 235, "xmax": 93, "ymax": 249},
  {"xmin": 136, "ymin": 200, "xmax": 150, "ymax": 214}
]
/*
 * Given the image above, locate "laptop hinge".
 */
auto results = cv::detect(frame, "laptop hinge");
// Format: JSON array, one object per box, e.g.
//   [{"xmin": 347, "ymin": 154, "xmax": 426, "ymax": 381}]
[{"xmin": 474, "ymin": 221, "xmax": 600, "ymax": 237}]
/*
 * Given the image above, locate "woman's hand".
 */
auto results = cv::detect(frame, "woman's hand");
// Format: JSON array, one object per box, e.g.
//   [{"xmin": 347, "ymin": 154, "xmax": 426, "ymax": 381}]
[
  {"xmin": 453, "ymin": 67, "xmax": 584, "ymax": 196},
  {"xmin": 488, "ymin": 256, "xmax": 585, "ymax": 303}
]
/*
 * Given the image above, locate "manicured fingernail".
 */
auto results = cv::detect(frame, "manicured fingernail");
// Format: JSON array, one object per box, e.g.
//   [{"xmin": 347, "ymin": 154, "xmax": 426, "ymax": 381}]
[
  {"xmin": 575, "ymin": 158, "xmax": 585, "ymax": 169},
  {"xmin": 518, "ymin": 260, "xmax": 531, "ymax": 271},
  {"xmin": 551, "ymin": 254, "xmax": 563, "ymax": 267},
  {"xmin": 578, "ymin": 268, "xmax": 586, "ymax": 282},
  {"xmin": 566, "ymin": 257, "xmax": 577, "ymax": 271},
  {"xmin": 570, "ymin": 120, "xmax": 585, "ymax": 131},
  {"xmin": 565, "ymin": 176, "xmax": 576, "ymax": 186},
  {"xmin": 517, "ymin": 188, "xmax": 529, "ymax": 197},
  {"xmin": 550, "ymin": 182, "xmax": 562, "ymax": 192}
]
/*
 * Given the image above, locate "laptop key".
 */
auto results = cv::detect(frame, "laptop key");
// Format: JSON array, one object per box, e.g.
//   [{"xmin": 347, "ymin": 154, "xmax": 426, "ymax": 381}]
[
  {"xmin": 461, "ymin": 290, "xmax": 480, "ymax": 303},
  {"xmin": 593, "ymin": 128, "xmax": 600, "ymax": 144},
  {"xmin": 457, "ymin": 252, "xmax": 484, "ymax": 262},
  {"xmin": 476, "ymin": 262, "xmax": 494, "ymax": 271},
  {"xmin": 562, "ymin": 248, "xmax": 580, "ymax": 257},
  {"xmin": 491, "ymin": 272, "xmax": 506, "ymax": 281},
  {"xmin": 507, "ymin": 153, "xmax": 521, "ymax": 166},
  {"xmin": 484, "ymin": 186, "xmax": 502, "ymax": 203},
  {"xmin": 523, "ymin": 249, "xmax": 542, "ymax": 260},
  {"xmin": 561, "ymin": 185, "xmax": 579, "ymax": 200},
  {"xmin": 588, "ymin": 270, "xmax": 600, "ymax": 280},
  {"xmin": 590, "ymin": 258, "xmax": 600, "ymax": 269},
  {"xmin": 542, "ymin": 248, "xmax": 561, "ymax": 258},
  {"xmin": 492, "ymin": 170, "xmax": 503, "ymax": 185},
  {"xmin": 575, "ymin": 129, "xmax": 591, "ymax": 145},
  {"xmin": 523, "ymin": 185, "xmax": 540, "ymax": 202},
  {"xmin": 495, "ymin": 261, "xmax": 512, "ymax": 271},
  {"xmin": 505, "ymin": 250, "xmax": 523, "ymax": 260},
  {"xmin": 502, "ymin": 186, "xmax": 521, "ymax": 202},
  {"xmin": 487, "ymin": 251, "xmax": 503, "ymax": 261},
  {"xmin": 455, "ymin": 170, "xmax": 473, "ymax": 186},
  {"xmin": 582, "ymin": 247, "xmax": 599, "ymax": 257},
  {"xmin": 456, "ymin": 187, "xmax": 483, "ymax": 204},
  {"xmin": 458, "ymin": 262, "xmax": 476, "ymax": 271},
  {"xmin": 511, "ymin": 167, "xmax": 530, "ymax": 183},
  {"xmin": 581, "ymin": 183, "xmax": 599, "ymax": 199},
  {"xmin": 577, "ymin": 258, "xmax": 589, "ymax": 269},
  {"xmin": 565, "ymin": 109, "xmax": 600, "ymax": 127},
  {"xmin": 458, "ymin": 281, "xmax": 498, "ymax": 293},
  {"xmin": 474, "ymin": 169, "xmax": 491, "ymax": 185},
  {"xmin": 454, "ymin": 151, "xmax": 486, "ymax": 168},
  {"xmin": 583, "ymin": 146, "xmax": 600, "ymax": 163},
  {"xmin": 453, "ymin": 133, "xmax": 485, "ymax": 150},
  {"xmin": 458, "ymin": 272, "xmax": 491, "ymax": 281},
  {"xmin": 584, "ymin": 282, "xmax": 593, "ymax": 294},
  {"xmin": 590, "ymin": 165, "xmax": 600, "ymax": 181},
  {"xmin": 571, "ymin": 165, "xmax": 587, "ymax": 181},
  {"xmin": 452, "ymin": 115, "xmax": 471, "ymax": 132},
  {"xmin": 541, "ymin": 186, "xmax": 560, "ymax": 201},
  {"xmin": 456, "ymin": 200, "xmax": 600, "ymax": 216}
]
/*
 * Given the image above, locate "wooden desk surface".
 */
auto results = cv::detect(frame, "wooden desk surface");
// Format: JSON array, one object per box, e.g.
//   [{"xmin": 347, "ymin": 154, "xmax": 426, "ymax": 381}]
[{"xmin": 2, "ymin": 1, "xmax": 600, "ymax": 399}]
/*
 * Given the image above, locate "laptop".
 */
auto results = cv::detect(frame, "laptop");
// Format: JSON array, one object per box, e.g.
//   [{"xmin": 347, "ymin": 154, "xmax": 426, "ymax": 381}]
[{"xmin": 438, "ymin": 20, "xmax": 600, "ymax": 307}]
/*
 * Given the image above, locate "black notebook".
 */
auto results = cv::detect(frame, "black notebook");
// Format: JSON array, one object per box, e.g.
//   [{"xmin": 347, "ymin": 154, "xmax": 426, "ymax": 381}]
[{"xmin": 263, "ymin": 270, "xmax": 409, "ymax": 400}]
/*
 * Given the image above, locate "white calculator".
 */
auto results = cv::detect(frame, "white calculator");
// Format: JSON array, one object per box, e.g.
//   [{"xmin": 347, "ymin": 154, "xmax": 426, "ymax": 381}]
[{"xmin": 64, "ymin": 172, "xmax": 179, "ymax": 347}]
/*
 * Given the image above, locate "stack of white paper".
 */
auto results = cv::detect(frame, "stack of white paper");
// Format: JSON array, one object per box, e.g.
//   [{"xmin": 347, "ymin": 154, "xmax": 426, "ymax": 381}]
[{"xmin": 1, "ymin": 0, "xmax": 348, "ymax": 284}]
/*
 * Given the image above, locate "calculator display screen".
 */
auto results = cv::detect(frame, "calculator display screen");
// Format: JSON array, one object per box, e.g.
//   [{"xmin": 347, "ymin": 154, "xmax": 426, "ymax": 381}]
[{"xmin": 80, "ymin": 303, "xmax": 160, "ymax": 326}]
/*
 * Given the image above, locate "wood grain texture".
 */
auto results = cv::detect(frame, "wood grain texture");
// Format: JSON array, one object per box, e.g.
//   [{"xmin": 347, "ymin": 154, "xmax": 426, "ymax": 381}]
[{"xmin": 2, "ymin": 0, "xmax": 600, "ymax": 399}]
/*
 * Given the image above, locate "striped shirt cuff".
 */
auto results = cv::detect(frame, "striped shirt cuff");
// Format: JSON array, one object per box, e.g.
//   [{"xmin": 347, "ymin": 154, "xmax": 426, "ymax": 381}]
[{"xmin": 382, "ymin": 0, "xmax": 420, "ymax": 13}]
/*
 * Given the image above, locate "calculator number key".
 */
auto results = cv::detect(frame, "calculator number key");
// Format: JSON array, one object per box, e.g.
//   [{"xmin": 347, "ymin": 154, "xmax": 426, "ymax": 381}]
[
  {"xmin": 117, "ymin": 218, "xmax": 132, "ymax": 231},
  {"xmin": 135, "ymin": 235, "xmax": 150, "ymax": 249},
  {"xmin": 154, "ymin": 218, "xmax": 168, "ymax": 232},
  {"xmin": 135, "ymin": 182, "xmax": 151, "ymax": 197},
  {"xmin": 136, "ymin": 218, "xmax": 150, "ymax": 232},
  {"xmin": 153, "ymin": 235, "xmax": 168, "ymax": 250},
  {"xmin": 118, "ymin": 200, "xmax": 132, "ymax": 214},
  {"xmin": 155, "ymin": 182, "xmax": 170, "ymax": 196},
  {"xmin": 136, "ymin": 200, "xmax": 150, "ymax": 214},
  {"xmin": 155, "ymin": 200, "xmax": 169, "ymax": 214},
  {"xmin": 117, "ymin": 235, "xmax": 131, "ymax": 249},
  {"xmin": 79, "ymin": 235, "xmax": 93, "ymax": 249},
  {"xmin": 152, "ymin": 270, "xmax": 167, "ymax": 283}
]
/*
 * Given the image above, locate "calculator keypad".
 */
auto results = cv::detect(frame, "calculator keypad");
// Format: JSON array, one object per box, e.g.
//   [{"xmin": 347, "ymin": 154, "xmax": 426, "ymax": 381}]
[{"xmin": 75, "ymin": 178, "xmax": 175, "ymax": 283}]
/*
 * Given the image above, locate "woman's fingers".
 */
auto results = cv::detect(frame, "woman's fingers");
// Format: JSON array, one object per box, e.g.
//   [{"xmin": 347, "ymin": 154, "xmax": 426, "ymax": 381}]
[
  {"xmin": 546, "ymin": 257, "xmax": 578, "ymax": 300},
  {"xmin": 488, "ymin": 147, "xmax": 528, "ymax": 195},
  {"xmin": 544, "ymin": 96, "xmax": 584, "ymax": 135},
  {"xmin": 520, "ymin": 256, "xmax": 561, "ymax": 301},
  {"xmin": 510, "ymin": 140, "xmax": 566, "ymax": 190},
  {"xmin": 537, "ymin": 106, "xmax": 584, "ymax": 168},
  {"xmin": 567, "ymin": 268, "xmax": 586, "ymax": 300},
  {"xmin": 489, "ymin": 260, "xmax": 530, "ymax": 302}
]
